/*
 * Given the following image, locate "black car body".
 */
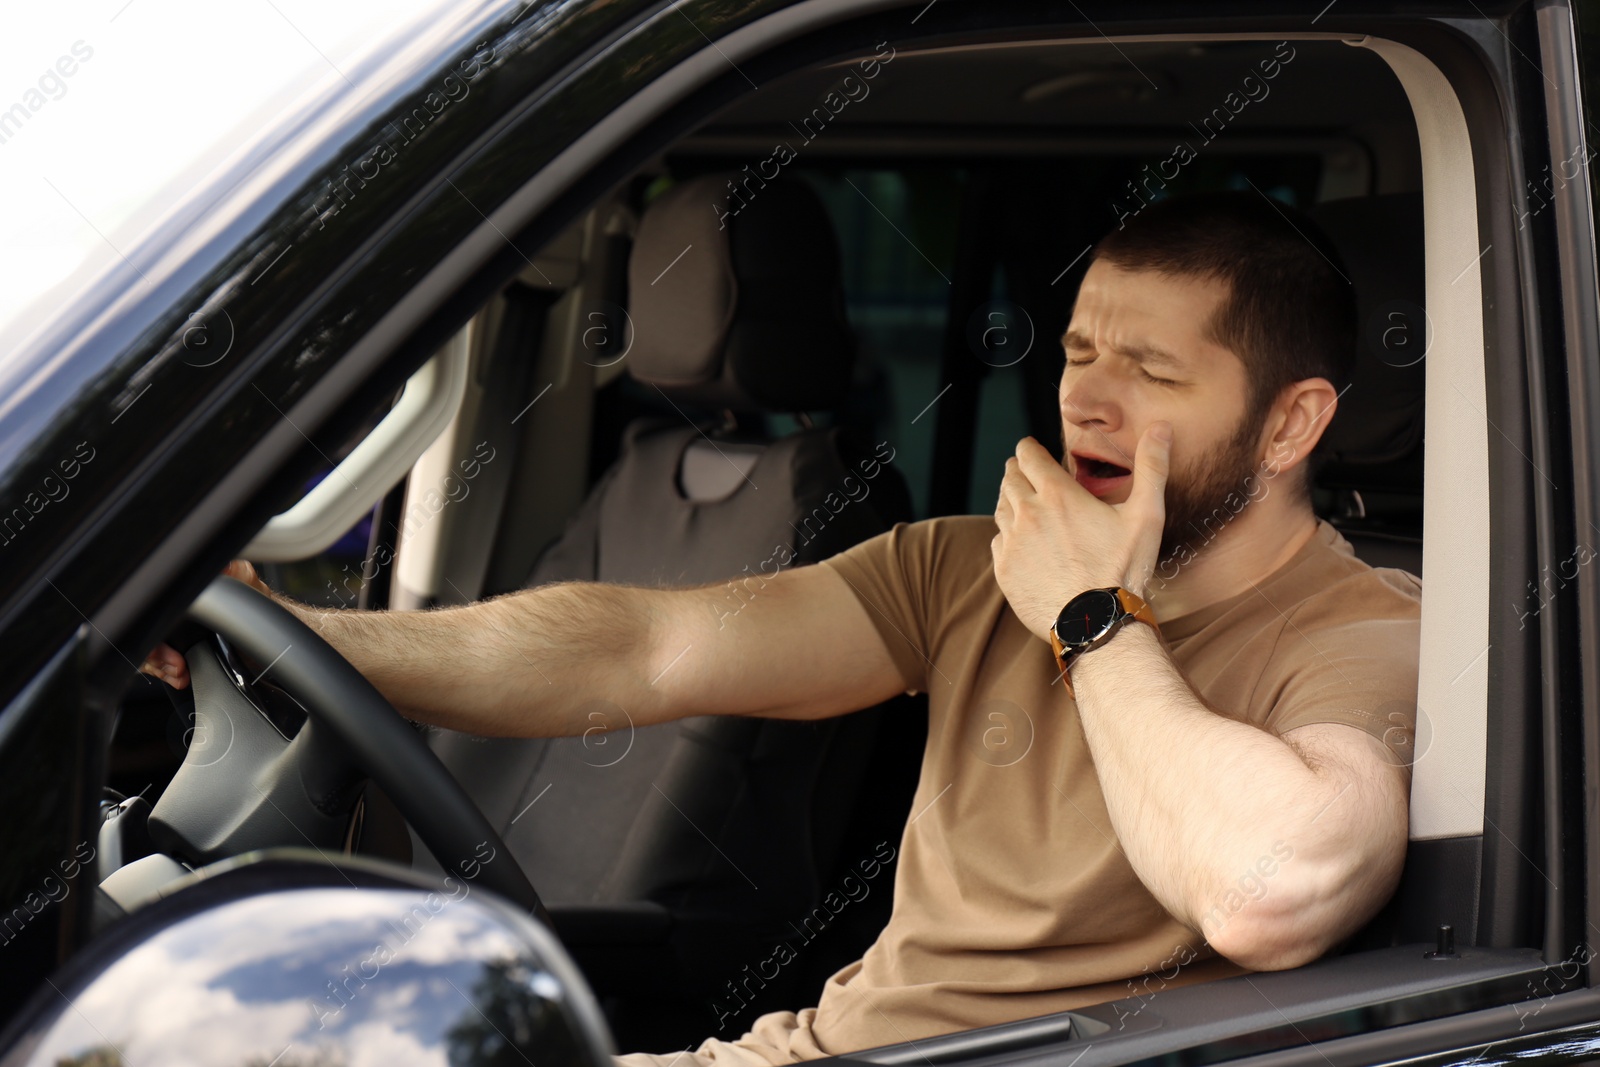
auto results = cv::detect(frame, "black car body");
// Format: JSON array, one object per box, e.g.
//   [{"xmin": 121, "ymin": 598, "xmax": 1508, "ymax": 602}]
[{"xmin": 3, "ymin": 0, "xmax": 1600, "ymax": 1064}]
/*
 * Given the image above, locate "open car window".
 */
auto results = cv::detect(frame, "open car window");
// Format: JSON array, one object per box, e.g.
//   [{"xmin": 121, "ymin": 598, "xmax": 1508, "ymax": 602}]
[{"xmin": 2, "ymin": 3, "xmax": 1582, "ymax": 1067}]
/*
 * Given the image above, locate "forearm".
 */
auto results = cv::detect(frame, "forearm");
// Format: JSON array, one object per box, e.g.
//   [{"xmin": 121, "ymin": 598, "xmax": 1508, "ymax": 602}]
[
  {"xmin": 278, "ymin": 581, "xmax": 670, "ymax": 738},
  {"xmin": 1068, "ymin": 624, "xmax": 1348, "ymax": 944}
]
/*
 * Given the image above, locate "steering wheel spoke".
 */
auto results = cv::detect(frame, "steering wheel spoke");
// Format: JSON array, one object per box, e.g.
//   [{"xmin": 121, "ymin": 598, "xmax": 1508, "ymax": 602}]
[{"xmin": 146, "ymin": 575, "xmax": 551, "ymax": 926}]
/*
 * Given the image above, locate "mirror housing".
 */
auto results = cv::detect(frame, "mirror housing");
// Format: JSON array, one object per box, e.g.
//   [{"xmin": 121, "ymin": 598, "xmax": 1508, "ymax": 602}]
[{"xmin": 1, "ymin": 850, "xmax": 614, "ymax": 1067}]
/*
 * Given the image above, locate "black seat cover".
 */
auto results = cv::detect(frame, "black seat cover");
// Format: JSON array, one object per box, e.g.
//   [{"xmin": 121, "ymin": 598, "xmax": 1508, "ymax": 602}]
[
  {"xmin": 424, "ymin": 172, "xmax": 919, "ymax": 1044},
  {"xmin": 1307, "ymin": 192, "xmax": 1426, "ymax": 575}
]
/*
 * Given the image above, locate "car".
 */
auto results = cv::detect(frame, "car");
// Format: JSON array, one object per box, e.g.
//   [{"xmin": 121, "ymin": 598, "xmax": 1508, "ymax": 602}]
[{"xmin": 1, "ymin": 0, "xmax": 1598, "ymax": 1064}]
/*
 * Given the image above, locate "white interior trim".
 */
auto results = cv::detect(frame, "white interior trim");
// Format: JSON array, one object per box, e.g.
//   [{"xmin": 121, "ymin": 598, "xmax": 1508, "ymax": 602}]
[
  {"xmin": 241, "ymin": 324, "xmax": 472, "ymax": 562},
  {"xmin": 393, "ymin": 314, "xmax": 499, "ymax": 606},
  {"xmin": 1352, "ymin": 36, "xmax": 1489, "ymax": 839}
]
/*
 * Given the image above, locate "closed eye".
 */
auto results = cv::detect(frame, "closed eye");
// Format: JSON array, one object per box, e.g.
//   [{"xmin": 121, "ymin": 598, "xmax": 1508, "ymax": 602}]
[{"xmin": 1066, "ymin": 355, "xmax": 1177, "ymax": 386}]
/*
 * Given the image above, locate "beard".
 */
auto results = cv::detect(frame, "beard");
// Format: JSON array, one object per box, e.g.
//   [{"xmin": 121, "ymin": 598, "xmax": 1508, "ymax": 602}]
[{"xmin": 1155, "ymin": 408, "xmax": 1268, "ymax": 570}]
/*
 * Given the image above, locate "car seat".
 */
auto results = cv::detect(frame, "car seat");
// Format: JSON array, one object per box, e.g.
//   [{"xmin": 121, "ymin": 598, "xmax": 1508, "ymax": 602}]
[
  {"xmin": 423, "ymin": 172, "xmax": 924, "ymax": 1048},
  {"xmin": 1308, "ymin": 192, "xmax": 1426, "ymax": 576}
]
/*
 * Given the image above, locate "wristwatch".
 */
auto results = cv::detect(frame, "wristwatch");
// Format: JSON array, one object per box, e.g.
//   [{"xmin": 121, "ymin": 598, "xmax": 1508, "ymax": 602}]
[{"xmin": 1049, "ymin": 587, "xmax": 1159, "ymax": 697}]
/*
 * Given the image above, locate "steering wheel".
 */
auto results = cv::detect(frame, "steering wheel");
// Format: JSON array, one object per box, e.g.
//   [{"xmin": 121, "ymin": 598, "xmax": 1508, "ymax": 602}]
[{"xmin": 143, "ymin": 575, "xmax": 550, "ymax": 925}]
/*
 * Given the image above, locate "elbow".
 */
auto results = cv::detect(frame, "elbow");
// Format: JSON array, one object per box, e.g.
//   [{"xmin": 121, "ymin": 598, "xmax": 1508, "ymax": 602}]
[
  {"xmin": 1202, "ymin": 863, "xmax": 1348, "ymax": 972},
  {"xmin": 1202, "ymin": 780, "xmax": 1409, "ymax": 972},
  {"xmin": 1207, "ymin": 914, "xmax": 1330, "ymax": 972}
]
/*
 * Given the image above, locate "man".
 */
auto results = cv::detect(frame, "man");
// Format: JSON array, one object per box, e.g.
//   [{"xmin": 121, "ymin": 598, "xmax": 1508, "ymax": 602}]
[{"xmin": 142, "ymin": 190, "xmax": 1421, "ymax": 1067}]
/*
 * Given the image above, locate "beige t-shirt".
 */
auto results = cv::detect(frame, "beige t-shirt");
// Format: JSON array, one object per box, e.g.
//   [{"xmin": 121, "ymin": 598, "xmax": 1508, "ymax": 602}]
[{"xmin": 782, "ymin": 513, "xmax": 1422, "ymax": 1057}]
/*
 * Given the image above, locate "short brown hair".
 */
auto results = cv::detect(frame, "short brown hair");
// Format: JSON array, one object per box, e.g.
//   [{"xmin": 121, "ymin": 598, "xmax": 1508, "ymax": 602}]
[{"xmin": 1088, "ymin": 190, "xmax": 1356, "ymax": 493}]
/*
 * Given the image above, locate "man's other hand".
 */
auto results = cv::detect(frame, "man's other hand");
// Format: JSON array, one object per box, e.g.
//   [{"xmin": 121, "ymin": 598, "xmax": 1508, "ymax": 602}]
[
  {"xmin": 138, "ymin": 560, "xmax": 272, "ymax": 690},
  {"xmin": 992, "ymin": 422, "xmax": 1172, "ymax": 642}
]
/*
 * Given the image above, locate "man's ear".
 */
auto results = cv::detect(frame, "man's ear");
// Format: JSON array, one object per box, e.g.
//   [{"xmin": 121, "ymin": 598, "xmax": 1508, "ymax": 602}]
[{"xmin": 1260, "ymin": 377, "xmax": 1340, "ymax": 480}]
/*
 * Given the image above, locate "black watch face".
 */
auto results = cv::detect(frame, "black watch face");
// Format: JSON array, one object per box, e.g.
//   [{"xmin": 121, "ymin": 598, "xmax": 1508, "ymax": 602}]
[{"xmin": 1054, "ymin": 589, "xmax": 1122, "ymax": 647}]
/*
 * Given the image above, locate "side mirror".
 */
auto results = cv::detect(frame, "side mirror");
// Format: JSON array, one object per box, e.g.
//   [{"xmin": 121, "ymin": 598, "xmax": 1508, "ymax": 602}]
[{"xmin": 0, "ymin": 850, "xmax": 614, "ymax": 1067}]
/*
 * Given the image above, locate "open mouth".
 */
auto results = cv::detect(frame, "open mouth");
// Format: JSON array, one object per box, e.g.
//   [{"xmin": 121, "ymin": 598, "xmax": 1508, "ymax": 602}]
[
  {"xmin": 1071, "ymin": 453, "xmax": 1133, "ymax": 496},
  {"xmin": 1080, "ymin": 457, "xmax": 1131, "ymax": 479}
]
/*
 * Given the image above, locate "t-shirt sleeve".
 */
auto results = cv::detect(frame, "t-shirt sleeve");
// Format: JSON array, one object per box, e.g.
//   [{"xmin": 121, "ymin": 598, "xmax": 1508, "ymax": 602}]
[
  {"xmin": 1255, "ymin": 570, "xmax": 1423, "ymax": 769},
  {"xmin": 816, "ymin": 519, "xmax": 939, "ymax": 693}
]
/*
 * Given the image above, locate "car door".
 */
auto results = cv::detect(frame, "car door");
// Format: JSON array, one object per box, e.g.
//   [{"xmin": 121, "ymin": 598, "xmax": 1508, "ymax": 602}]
[{"xmin": 0, "ymin": 0, "xmax": 1592, "ymax": 1063}]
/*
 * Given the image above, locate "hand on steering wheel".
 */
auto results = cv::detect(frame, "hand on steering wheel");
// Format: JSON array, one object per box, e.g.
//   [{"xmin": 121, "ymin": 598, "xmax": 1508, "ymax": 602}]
[
  {"xmin": 140, "ymin": 560, "xmax": 271, "ymax": 690},
  {"xmin": 143, "ymin": 571, "xmax": 553, "ymax": 928}
]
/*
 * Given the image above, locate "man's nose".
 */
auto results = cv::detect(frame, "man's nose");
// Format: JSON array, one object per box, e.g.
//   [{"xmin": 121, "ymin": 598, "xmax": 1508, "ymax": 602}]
[{"xmin": 1060, "ymin": 364, "xmax": 1120, "ymax": 430}]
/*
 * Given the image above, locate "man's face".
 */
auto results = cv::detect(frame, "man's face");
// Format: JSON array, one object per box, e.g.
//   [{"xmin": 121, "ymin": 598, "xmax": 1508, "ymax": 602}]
[{"xmin": 1059, "ymin": 260, "xmax": 1267, "ymax": 563}]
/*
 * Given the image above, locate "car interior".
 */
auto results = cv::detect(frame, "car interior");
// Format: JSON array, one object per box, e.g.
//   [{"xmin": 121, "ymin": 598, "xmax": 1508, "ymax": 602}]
[{"xmin": 91, "ymin": 25, "xmax": 1528, "ymax": 1063}]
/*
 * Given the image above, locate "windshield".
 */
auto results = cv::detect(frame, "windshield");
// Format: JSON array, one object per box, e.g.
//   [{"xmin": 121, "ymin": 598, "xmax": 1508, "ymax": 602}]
[{"xmin": 0, "ymin": 0, "xmax": 465, "ymax": 368}]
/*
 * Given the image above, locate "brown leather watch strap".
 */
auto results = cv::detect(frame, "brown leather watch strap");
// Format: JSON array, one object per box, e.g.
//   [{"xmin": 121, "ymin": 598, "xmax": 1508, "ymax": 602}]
[
  {"xmin": 1053, "ymin": 587, "xmax": 1159, "ymax": 698},
  {"xmin": 1115, "ymin": 587, "xmax": 1159, "ymax": 629}
]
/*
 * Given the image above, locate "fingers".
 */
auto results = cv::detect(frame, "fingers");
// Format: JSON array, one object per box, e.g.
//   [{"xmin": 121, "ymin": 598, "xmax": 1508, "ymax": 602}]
[
  {"xmin": 139, "ymin": 642, "xmax": 190, "ymax": 690},
  {"xmin": 1011, "ymin": 437, "xmax": 1058, "ymax": 488},
  {"xmin": 996, "ymin": 441, "xmax": 1045, "ymax": 520},
  {"xmin": 223, "ymin": 559, "xmax": 271, "ymax": 596},
  {"xmin": 1128, "ymin": 421, "xmax": 1173, "ymax": 519},
  {"xmin": 138, "ymin": 558, "xmax": 264, "ymax": 690}
]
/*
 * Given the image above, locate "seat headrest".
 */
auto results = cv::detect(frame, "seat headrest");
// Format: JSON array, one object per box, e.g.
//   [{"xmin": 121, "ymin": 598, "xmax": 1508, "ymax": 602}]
[
  {"xmin": 1307, "ymin": 192, "xmax": 1426, "ymax": 490},
  {"xmin": 624, "ymin": 172, "xmax": 856, "ymax": 413}
]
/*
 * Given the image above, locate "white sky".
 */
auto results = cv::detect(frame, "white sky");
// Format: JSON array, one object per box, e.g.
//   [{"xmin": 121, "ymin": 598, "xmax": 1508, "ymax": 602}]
[{"xmin": 0, "ymin": 0, "xmax": 452, "ymax": 351}]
